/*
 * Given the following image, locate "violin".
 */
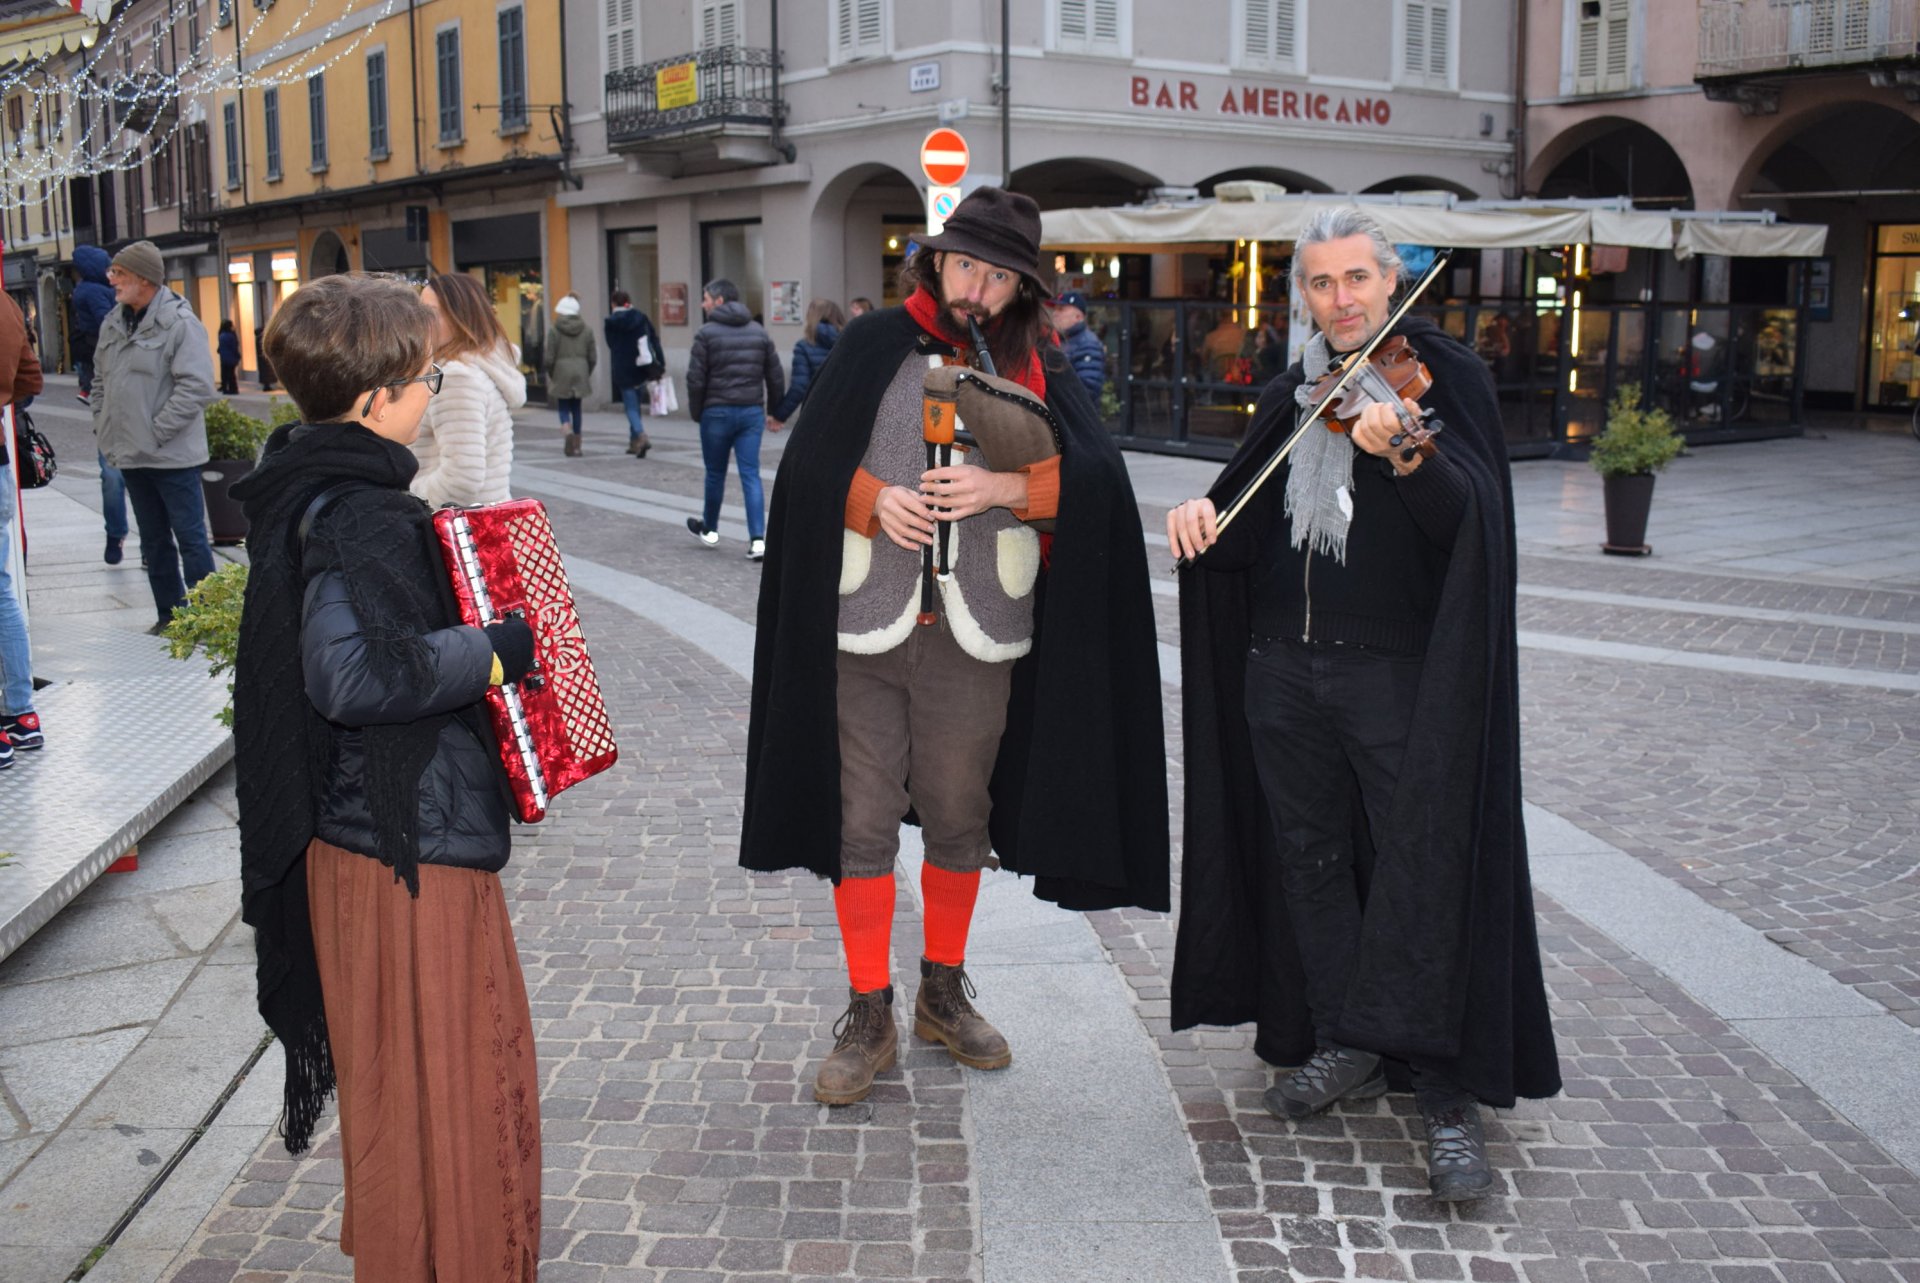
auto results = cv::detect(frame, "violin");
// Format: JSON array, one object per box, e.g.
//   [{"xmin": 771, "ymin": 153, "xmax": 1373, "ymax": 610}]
[{"xmin": 1306, "ymin": 334, "xmax": 1443, "ymax": 461}]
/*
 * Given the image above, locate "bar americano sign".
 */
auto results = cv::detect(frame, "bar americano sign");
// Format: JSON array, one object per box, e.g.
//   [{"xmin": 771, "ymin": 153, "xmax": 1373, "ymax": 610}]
[{"xmin": 1128, "ymin": 76, "xmax": 1392, "ymax": 128}]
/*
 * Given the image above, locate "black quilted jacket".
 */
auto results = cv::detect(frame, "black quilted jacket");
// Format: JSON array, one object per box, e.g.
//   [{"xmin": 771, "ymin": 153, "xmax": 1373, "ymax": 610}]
[{"xmin": 685, "ymin": 301, "xmax": 784, "ymax": 419}]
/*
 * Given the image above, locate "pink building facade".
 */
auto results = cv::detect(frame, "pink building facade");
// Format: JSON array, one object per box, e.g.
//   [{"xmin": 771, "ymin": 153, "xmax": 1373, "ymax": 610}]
[{"xmin": 1522, "ymin": 0, "xmax": 1920, "ymax": 412}]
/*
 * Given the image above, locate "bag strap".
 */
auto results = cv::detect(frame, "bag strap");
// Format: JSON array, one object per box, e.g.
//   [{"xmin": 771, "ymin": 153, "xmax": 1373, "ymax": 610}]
[{"xmin": 292, "ymin": 480, "xmax": 375, "ymax": 564}]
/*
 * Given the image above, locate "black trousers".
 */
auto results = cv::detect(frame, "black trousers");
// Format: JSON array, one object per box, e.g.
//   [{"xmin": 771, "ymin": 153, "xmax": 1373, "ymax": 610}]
[{"xmin": 1243, "ymin": 636, "xmax": 1471, "ymax": 1110}]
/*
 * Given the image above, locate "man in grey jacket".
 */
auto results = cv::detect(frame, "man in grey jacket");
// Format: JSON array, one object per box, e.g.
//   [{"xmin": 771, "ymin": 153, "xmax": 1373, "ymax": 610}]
[
  {"xmin": 92, "ymin": 241, "xmax": 217, "ymax": 630},
  {"xmin": 684, "ymin": 279, "xmax": 784, "ymax": 561}
]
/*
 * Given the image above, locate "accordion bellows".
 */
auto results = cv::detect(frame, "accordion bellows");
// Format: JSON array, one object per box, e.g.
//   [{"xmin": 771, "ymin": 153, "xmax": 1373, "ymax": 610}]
[{"xmin": 432, "ymin": 499, "xmax": 618, "ymax": 823}]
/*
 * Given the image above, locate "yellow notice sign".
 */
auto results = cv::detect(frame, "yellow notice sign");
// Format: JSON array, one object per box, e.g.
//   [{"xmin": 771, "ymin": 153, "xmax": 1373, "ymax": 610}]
[{"xmin": 657, "ymin": 61, "xmax": 698, "ymax": 109}]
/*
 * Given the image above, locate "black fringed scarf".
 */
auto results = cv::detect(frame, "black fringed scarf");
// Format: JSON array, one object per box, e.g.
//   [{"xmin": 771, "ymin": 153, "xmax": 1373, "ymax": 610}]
[{"xmin": 229, "ymin": 422, "xmax": 461, "ymax": 1152}]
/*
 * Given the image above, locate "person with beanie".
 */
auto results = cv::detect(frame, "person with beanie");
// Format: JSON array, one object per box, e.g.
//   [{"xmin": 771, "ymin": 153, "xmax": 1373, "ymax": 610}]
[
  {"xmin": 229, "ymin": 273, "xmax": 541, "ymax": 1281},
  {"xmin": 91, "ymin": 239, "xmax": 217, "ymax": 631},
  {"xmin": 545, "ymin": 293, "xmax": 597, "ymax": 456},
  {"xmin": 71, "ymin": 246, "xmax": 128, "ymax": 562}
]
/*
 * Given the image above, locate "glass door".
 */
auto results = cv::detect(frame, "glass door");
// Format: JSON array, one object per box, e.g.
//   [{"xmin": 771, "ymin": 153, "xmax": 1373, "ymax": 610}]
[{"xmin": 1868, "ymin": 225, "xmax": 1920, "ymax": 409}]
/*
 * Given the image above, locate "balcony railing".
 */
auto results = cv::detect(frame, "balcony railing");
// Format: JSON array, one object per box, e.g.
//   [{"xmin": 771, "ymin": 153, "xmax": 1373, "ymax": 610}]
[
  {"xmin": 1700, "ymin": 0, "xmax": 1919, "ymax": 78},
  {"xmin": 105, "ymin": 73, "xmax": 177, "ymax": 133},
  {"xmin": 604, "ymin": 46, "xmax": 781, "ymax": 148}
]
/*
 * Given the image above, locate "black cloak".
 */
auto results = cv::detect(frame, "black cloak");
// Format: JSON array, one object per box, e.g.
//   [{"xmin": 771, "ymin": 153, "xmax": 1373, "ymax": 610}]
[
  {"xmin": 742, "ymin": 307, "xmax": 1169, "ymax": 913},
  {"xmin": 1171, "ymin": 316, "xmax": 1561, "ymax": 1108}
]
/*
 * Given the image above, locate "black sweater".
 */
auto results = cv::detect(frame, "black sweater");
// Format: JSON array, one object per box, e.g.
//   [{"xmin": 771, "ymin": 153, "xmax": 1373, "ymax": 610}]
[{"xmin": 1205, "ymin": 422, "xmax": 1471, "ymax": 653}]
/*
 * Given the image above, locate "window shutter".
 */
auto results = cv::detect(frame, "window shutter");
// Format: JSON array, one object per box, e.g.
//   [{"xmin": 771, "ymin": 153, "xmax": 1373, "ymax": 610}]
[
  {"xmin": 1403, "ymin": 0, "xmax": 1450, "ymax": 83},
  {"xmin": 1575, "ymin": 0, "xmax": 1630, "ymax": 94},
  {"xmin": 1092, "ymin": 0, "xmax": 1120, "ymax": 43},
  {"xmin": 834, "ymin": 0, "xmax": 883, "ymax": 59},
  {"xmin": 699, "ymin": 0, "xmax": 739, "ymax": 50},
  {"xmin": 1243, "ymin": 0, "xmax": 1294, "ymax": 65},
  {"xmin": 857, "ymin": 0, "xmax": 882, "ymax": 47},
  {"xmin": 605, "ymin": 0, "xmax": 636, "ymax": 73},
  {"xmin": 1405, "ymin": 1, "xmax": 1428, "ymax": 79},
  {"xmin": 1060, "ymin": 0, "xmax": 1089, "ymax": 41}
]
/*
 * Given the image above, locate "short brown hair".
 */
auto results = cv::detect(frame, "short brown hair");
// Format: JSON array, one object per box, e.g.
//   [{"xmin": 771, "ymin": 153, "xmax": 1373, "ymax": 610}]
[
  {"xmin": 261, "ymin": 274, "xmax": 433, "ymax": 423},
  {"xmin": 426, "ymin": 271, "xmax": 509, "ymax": 362}
]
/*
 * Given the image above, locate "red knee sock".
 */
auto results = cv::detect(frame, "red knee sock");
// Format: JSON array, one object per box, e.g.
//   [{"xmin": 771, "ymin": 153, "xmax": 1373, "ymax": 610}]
[
  {"xmin": 920, "ymin": 864, "xmax": 982, "ymax": 966},
  {"xmin": 834, "ymin": 874, "xmax": 896, "ymax": 993}
]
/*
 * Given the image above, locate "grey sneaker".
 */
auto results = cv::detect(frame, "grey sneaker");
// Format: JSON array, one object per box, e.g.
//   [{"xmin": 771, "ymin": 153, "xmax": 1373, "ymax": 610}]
[
  {"xmin": 686, "ymin": 517, "xmax": 719, "ymax": 548},
  {"xmin": 1263, "ymin": 1045, "xmax": 1387, "ymax": 1120},
  {"xmin": 1422, "ymin": 1100, "xmax": 1493, "ymax": 1202}
]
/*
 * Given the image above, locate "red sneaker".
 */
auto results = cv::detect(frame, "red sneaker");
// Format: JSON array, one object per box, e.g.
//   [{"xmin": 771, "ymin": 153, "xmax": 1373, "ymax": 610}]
[{"xmin": 1, "ymin": 712, "xmax": 42, "ymax": 750}]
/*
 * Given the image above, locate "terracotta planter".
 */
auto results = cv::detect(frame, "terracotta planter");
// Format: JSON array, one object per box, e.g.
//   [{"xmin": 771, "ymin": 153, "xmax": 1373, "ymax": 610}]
[
  {"xmin": 1601, "ymin": 472, "xmax": 1656, "ymax": 556},
  {"xmin": 201, "ymin": 458, "xmax": 253, "ymax": 546}
]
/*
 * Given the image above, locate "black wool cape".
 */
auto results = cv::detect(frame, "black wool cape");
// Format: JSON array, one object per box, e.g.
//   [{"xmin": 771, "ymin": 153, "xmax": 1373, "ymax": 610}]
[
  {"xmin": 1171, "ymin": 316, "xmax": 1561, "ymax": 1107},
  {"xmin": 741, "ymin": 307, "xmax": 1170, "ymax": 912}
]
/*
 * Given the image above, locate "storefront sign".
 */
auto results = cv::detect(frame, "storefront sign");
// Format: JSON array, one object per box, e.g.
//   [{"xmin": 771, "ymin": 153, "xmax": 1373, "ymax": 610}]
[
  {"xmin": 1128, "ymin": 77, "xmax": 1391, "ymax": 128},
  {"xmin": 657, "ymin": 61, "xmax": 698, "ymax": 110},
  {"xmin": 769, "ymin": 280, "xmax": 802, "ymax": 326},
  {"xmin": 660, "ymin": 283, "xmax": 689, "ymax": 326}
]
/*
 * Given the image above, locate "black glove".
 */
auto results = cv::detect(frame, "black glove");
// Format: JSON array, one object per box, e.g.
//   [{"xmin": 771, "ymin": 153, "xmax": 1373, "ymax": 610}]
[{"xmin": 483, "ymin": 615, "xmax": 536, "ymax": 685}]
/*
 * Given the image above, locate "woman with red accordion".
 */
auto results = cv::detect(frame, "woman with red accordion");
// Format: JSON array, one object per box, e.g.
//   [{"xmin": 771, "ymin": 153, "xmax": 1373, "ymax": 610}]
[{"xmin": 230, "ymin": 274, "xmax": 543, "ymax": 1282}]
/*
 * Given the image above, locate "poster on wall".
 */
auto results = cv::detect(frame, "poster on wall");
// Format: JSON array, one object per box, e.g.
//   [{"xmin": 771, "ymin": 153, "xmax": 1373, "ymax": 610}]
[
  {"xmin": 1803, "ymin": 257, "xmax": 1833, "ymax": 323},
  {"xmin": 769, "ymin": 280, "xmax": 803, "ymax": 326},
  {"xmin": 660, "ymin": 283, "xmax": 689, "ymax": 326}
]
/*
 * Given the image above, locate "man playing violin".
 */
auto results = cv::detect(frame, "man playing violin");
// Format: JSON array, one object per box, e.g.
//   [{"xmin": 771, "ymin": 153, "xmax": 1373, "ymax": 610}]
[
  {"xmin": 1167, "ymin": 207, "xmax": 1560, "ymax": 1201},
  {"xmin": 742, "ymin": 187, "xmax": 1167, "ymax": 1106}
]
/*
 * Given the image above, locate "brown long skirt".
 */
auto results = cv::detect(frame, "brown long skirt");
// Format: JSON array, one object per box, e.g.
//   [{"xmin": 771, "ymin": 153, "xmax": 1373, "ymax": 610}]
[{"xmin": 307, "ymin": 839, "xmax": 541, "ymax": 1282}]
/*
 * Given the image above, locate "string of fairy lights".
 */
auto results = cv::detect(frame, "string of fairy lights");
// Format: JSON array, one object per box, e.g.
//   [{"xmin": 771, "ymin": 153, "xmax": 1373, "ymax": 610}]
[{"xmin": 0, "ymin": 0, "xmax": 404, "ymax": 212}]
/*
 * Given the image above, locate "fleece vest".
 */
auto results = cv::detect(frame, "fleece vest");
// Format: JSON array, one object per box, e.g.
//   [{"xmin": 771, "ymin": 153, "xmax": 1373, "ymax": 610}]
[{"xmin": 836, "ymin": 354, "xmax": 1042, "ymax": 662}]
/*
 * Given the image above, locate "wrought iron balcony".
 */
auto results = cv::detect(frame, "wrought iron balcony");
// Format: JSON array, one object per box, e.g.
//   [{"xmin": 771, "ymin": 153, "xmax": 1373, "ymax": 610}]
[
  {"xmin": 604, "ymin": 46, "xmax": 784, "ymax": 167},
  {"xmin": 106, "ymin": 72, "xmax": 177, "ymax": 133},
  {"xmin": 1699, "ymin": 0, "xmax": 1919, "ymax": 79}
]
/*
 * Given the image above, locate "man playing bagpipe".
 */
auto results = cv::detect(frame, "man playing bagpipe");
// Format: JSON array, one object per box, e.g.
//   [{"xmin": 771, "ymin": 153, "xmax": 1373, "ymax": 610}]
[{"xmin": 743, "ymin": 187, "xmax": 1168, "ymax": 1105}]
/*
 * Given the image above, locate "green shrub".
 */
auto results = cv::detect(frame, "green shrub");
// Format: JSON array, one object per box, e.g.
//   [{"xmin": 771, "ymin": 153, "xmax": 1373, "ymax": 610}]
[
  {"xmin": 204, "ymin": 402, "xmax": 272, "ymax": 463},
  {"xmin": 1589, "ymin": 387, "xmax": 1684, "ymax": 479},
  {"xmin": 268, "ymin": 400, "xmax": 303, "ymax": 430},
  {"xmin": 165, "ymin": 562, "xmax": 249, "ymax": 727}
]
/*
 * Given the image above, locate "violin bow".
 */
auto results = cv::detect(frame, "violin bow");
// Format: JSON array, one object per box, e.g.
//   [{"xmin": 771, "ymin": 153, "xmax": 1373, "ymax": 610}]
[{"xmin": 1176, "ymin": 247, "xmax": 1454, "ymax": 571}]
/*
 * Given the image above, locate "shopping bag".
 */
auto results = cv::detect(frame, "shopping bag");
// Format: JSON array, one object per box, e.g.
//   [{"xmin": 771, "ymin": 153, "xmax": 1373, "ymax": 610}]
[{"xmin": 648, "ymin": 374, "xmax": 678, "ymax": 417}]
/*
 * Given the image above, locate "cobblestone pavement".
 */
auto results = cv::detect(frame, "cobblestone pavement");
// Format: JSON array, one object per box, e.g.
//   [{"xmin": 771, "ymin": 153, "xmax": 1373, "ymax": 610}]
[{"xmin": 27, "ymin": 407, "xmax": 1919, "ymax": 1282}]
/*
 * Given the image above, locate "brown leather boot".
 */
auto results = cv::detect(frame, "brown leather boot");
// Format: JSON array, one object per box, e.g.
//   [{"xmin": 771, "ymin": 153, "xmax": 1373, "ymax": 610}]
[
  {"xmin": 564, "ymin": 432, "xmax": 582, "ymax": 456},
  {"xmin": 813, "ymin": 986, "xmax": 898, "ymax": 1105},
  {"xmin": 913, "ymin": 958, "xmax": 1011, "ymax": 1070}
]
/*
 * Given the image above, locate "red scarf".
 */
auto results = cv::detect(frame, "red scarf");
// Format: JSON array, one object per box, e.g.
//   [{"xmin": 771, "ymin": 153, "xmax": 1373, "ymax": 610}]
[{"xmin": 904, "ymin": 286, "xmax": 1047, "ymax": 397}]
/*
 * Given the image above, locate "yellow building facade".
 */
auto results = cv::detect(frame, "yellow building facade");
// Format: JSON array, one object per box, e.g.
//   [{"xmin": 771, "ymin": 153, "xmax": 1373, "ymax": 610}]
[{"xmin": 211, "ymin": 0, "xmax": 573, "ymax": 394}]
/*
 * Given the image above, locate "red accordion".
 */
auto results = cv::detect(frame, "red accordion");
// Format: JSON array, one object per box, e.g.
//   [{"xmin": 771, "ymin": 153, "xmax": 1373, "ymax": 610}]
[{"xmin": 432, "ymin": 499, "xmax": 618, "ymax": 823}]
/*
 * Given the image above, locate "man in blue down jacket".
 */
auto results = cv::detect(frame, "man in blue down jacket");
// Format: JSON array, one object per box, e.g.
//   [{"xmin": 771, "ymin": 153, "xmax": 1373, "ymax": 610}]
[
  {"xmin": 71, "ymin": 245, "xmax": 129, "ymax": 562},
  {"xmin": 1050, "ymin": 291, "xmax": 1107, "ymax": 401},
  {"xmin": 684, "ymin": 279, "xmax": 784, "ymax": 562}
]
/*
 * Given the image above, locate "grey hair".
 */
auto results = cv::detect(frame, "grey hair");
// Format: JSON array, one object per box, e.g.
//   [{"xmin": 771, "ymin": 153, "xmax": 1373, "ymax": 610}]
[
  {"xmin": 703, "ymin": 278, "xmax": 740, "ymax": 303},
  {"xmin": 1289, "ymin": 207, "xmax": 1404, "ymax": 292}
]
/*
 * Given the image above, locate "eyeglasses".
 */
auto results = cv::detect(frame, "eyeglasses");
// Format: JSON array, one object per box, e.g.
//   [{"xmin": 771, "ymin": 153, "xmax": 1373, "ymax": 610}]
[{"xmin": 362, "ymin": 363, "xmax": 444, "ymax": 417}]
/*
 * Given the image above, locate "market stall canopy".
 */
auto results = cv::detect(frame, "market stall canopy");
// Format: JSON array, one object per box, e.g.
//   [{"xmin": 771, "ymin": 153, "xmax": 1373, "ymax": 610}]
[
  {"xmin": 0, "ymin": 0, "xmax": 109, "ymax": 64},
  {"xmin": 1038, "ymin": 190, "xmax": 1826, "ymax": 258}
]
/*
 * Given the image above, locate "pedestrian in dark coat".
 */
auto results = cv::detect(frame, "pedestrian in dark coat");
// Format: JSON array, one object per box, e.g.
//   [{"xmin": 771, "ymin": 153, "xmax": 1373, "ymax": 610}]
[
  {"xmin": 1167, "ymin": 207, "xmax": 1560, "ymax": 1205},
  {"xmin": 683, "ymin": 280, "xmax": 784, "ymax": 557},
  {"xmin": 604, "ymin": 290, "xmax": 662, "ymax": 456},
  {"xmin": 767, "ymin": 298, "xmax": 844, "ymax": 430},
  {"xmin": 70, "ymin": 244, "xmax": 127, "ymax": 559},
  {"xmin": 217, "ymin": 320, "xmax": 242, "ymax": 395}
]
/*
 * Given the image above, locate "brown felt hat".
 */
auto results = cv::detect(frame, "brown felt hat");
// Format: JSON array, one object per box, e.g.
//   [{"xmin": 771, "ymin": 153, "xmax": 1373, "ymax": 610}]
[{"xmin": 916, "ymin": 187, "xmax": 1054, "ymax": 293}]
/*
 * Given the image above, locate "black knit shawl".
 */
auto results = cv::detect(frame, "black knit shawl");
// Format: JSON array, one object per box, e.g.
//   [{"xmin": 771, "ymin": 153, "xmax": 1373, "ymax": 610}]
[
  {"xmin": 229, "ymin": 422, "xmax": 458, "ymax": 1152},
  {"xmin": 1170, "ymin": 317, "xmax": 1562, "ymax": 1108},
  {"xmin": 741, "ymin": 307, "xmax": 1170, "ymax": 912}
]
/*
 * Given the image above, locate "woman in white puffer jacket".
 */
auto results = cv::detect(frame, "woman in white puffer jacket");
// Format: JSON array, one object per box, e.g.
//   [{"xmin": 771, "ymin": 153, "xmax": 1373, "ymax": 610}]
[{"xmin": 410, "ymin": 272, "xmax": 528, "ymax": 507}]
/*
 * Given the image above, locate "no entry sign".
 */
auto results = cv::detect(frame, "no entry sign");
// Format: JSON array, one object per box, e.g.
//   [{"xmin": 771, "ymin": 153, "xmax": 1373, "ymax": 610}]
[{"xmin": 920, "ymin": 128, "xmax": 970, "ymax": 186}]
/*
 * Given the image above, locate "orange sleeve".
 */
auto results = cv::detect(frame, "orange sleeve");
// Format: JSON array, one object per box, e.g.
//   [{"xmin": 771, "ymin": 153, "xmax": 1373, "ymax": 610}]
[
  {"xmin": 1012, "ymin": 455, "xmax": 1061, "ymax": 523},
  {"xmin": 845, "ymin": 466, "xmax": 886, "ymax": 537}
]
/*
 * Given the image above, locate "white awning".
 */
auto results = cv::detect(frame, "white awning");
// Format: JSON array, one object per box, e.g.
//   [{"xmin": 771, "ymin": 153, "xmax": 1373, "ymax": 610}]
[
  {"xmin": 1039, "ymin": 196, "xmax": 1826, "ymax": 259},
  {"xmin": 1674, "ymin": 219, "xmax": 1828, "ymax": 260}
]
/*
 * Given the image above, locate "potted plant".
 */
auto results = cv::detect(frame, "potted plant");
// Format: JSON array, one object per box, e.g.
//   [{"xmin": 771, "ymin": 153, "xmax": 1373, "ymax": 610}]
[
  {"xmin": 164, "ymin": 562, "xmax": 248, "ymax": 726},
  {"xmin": 1589, "ymin": 386, "xmax": 1684, "ymax": 556},
  {"xmin": 201, "ymin": 402, "xmax": 272, "ymax": 545}
]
